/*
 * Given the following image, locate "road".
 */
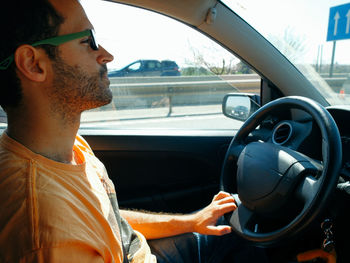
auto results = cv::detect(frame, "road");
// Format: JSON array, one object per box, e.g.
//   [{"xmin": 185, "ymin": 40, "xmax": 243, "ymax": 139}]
[{"xmin": 80, "ymin": 105, "xmax": 244, "ymax": 130}]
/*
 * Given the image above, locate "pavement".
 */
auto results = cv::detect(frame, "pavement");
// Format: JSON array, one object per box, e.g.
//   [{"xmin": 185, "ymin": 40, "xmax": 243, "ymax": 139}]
[{"xmin": 81, "ymin": 104, "xmax": 222, "ymax": 123}]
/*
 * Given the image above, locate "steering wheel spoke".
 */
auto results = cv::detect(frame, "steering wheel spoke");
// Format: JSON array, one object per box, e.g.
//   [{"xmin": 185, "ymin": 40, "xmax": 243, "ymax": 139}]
[
  {"xmin": 295, "ymin": 175, "xmax": 320, "ymax": 205},
  {"xmin": 228, "ymin": 204, "xmax": 255, "ymax": 235}
]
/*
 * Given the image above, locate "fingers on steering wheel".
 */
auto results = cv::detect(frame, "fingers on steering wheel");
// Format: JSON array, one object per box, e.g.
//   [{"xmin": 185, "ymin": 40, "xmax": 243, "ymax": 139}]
[{"xmin": 214, "ymin": 191, "xmax": 232, "ymax": 200}]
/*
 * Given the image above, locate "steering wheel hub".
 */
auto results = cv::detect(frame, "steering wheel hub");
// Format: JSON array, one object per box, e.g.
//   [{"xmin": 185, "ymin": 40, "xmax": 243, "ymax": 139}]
[{"xmin": 237, "ymin": 142, "xmax": 320, "ymax": 215}]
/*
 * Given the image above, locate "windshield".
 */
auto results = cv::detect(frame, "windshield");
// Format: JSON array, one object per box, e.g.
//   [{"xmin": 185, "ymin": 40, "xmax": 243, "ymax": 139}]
[{"xmin": 222, "ymin": 0, "xmax": 350, "ymax": 106}]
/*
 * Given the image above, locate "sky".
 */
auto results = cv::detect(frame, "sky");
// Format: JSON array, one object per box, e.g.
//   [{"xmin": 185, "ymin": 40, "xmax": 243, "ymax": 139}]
[
  {"xmin": 81, "ymin": 0, "xmax": 350, "ymax": 70},
  {"xmin": 223, "ymin": 0, "xmax": 350, "ymax": 65},
  {"xmin": 81, "ymin": 0, "xmax": 227, "ymax": 70}
]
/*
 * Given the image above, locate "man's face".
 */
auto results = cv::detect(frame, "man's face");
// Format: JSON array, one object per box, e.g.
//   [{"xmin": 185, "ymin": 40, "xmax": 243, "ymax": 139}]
[
  {"xmin": 47, "ymin": 0, "xmax": 114, "ymax": 117},
  {"xmin": 49, "ymin": 55, "xmax": 112, "ymax": 118}
]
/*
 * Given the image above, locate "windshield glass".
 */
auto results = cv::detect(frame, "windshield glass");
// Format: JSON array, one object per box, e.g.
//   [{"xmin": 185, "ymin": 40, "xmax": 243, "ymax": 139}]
[{"xmin": 222, "ymin": 0, "xmax": 350, "ymax": 106}]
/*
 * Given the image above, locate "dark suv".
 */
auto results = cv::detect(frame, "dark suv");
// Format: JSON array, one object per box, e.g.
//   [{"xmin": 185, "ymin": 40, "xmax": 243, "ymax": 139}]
[
  {"xmin": 108, "ymin": 59, "xmax": 181, "ymax": 77},
  {"xmin": 160, "ymin": 60, "xmax": 181, "ymax": 76}
]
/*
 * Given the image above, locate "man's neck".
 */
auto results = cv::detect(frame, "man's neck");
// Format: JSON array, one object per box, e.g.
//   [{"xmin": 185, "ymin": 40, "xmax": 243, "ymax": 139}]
[{"xmin": 6, "ymin": 107, "xmax": 81, "ymax": 164}]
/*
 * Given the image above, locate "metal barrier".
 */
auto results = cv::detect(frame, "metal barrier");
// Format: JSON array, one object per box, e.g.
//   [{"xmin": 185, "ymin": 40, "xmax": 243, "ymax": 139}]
[
  {"xmin": 1, "ymin": 74, "xmax": 345, "ymax": 124},
  {"xmin": 107, "ymin": 74, "xmax": 261, "ymax": 114}
]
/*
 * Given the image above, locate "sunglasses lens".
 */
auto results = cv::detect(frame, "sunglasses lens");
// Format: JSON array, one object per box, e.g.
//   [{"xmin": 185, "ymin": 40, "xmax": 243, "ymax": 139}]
[{"xmin": 90, "ymin": 29, "xmax": 99, "ymax": 50}]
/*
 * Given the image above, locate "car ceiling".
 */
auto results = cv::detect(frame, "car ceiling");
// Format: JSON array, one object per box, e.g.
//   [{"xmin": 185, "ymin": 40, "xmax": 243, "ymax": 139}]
[
  {"xmin": 107, "ymin": 0, "xmax": 216, "ymax": 26},
  {"xmin": 105, "ymin": 0, "xmax": 329, "ymax": 106}
]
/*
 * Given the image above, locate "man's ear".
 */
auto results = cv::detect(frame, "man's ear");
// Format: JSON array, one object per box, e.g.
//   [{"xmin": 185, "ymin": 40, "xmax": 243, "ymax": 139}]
[{"xmin": 14, "ymin": 45, "xmax": 48, "ymax": 82}]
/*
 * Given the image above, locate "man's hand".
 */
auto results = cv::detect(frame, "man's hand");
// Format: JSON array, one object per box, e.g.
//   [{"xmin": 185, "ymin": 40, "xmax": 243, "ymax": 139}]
[
  {"xmin": 192, "ymin": 191, "xmax": 237, "ymax": 236},
  {"xmin": 121, "ymin": 191, "xmax": 237, "ymax": 239}
]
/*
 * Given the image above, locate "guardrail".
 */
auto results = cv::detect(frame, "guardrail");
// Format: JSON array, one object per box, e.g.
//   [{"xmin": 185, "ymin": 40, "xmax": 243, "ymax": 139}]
[
  {"xmin": 2, "ymin": 74, "xmax": 348, "ymax": 124},
  {"xmin": 323, "ymin": 77, "xmax": 348, "ymax": 90},
  {"xmin": 100, "ymin": 74, "xmax": 348, "ymax": 116},
  {"xmin": 106, "ymin": 74, "xmax": 261, "ymax": 115}
]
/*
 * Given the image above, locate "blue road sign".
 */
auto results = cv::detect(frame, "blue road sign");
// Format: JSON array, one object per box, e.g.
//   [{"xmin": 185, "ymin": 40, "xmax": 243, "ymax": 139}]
[{"xmin": 327, "ymin": 2, "xmax": 350, "ymax": 41}]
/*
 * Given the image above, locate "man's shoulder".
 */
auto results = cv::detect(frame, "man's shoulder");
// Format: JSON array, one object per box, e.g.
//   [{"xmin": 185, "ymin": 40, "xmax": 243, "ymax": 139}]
[
  {"xmin": 0, "ymin": 135, "xmax": 30, "ymax": 183},
  {"xmin": 0, "ymin": 132, "xmax": 36, "ymax": 165}
]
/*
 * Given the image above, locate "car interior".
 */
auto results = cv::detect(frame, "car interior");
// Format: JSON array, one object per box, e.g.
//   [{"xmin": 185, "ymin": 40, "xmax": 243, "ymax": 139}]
[{"xmin": 1, "ymin": 0, "xmax": 350, "ymax": 262}]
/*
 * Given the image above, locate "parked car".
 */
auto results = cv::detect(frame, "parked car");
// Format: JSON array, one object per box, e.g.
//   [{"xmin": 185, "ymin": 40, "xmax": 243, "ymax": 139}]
[
  {"xmin": 2, "ymin": 0, "xmax": 350, "ymax": 262},
  {"xmin": 108, "ymin": 59, "xmax": 181, "ymax": 77}
]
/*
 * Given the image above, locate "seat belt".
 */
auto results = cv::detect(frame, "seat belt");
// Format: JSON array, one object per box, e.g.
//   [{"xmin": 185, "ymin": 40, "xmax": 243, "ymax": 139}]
[
  {"xmin": 98, "ymin": 177, "xmax": 130, "ymax": 263},
  {"xmin": 122, "ymin": 244, "xmax": 129, "ymax": 263}
]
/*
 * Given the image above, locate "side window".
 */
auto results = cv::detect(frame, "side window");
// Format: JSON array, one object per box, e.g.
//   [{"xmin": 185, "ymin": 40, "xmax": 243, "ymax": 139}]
[
  {"xmin": 80, "ymin": 0, "xmax": 260, "ymax": 130},
  {"xmin": 129, "ymin": 62, "xmax": 141, "ymax": 71},
  {"xmin": 146, "ymin": 62, "xmax": 156, "ymax": 69}
]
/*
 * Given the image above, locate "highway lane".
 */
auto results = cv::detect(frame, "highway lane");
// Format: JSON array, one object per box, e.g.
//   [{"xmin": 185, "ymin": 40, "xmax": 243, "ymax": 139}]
[{"xmin": 80, "ymin": 111, "xmax": 244, "ymax": 130}]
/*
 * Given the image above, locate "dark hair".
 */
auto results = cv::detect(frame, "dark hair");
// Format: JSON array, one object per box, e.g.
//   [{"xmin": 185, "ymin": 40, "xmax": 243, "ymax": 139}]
[{"xmin": 0, "ymin": 0, "xmax": 64, "ymax": 109}]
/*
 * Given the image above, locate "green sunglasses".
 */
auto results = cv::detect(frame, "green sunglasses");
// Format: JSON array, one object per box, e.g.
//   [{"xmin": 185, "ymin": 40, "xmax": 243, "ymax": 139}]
[{"xmin": 0, "ymin": 29, "xmax": 98, "ymax": 70}]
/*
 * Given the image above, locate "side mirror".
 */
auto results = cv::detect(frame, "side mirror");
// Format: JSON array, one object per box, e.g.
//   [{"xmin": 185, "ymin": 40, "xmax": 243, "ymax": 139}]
[{"xmin": 222, "ymin": 93, "xmax": 260, "ymax": 121}]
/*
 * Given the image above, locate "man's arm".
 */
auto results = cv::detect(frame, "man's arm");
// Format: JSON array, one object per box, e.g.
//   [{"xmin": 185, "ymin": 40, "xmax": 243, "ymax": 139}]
[{"xmin": 120, "ymin": 191, "xmax": 236, "ymax": 240}]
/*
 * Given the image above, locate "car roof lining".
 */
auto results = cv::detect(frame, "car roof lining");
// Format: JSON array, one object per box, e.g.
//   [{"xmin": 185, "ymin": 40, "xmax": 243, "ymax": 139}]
[
  {"xmin": 105, "ymin": 0, "xmax": 329, "ymax": 106},
  {"xmin": 105, "ymin": 0, "xmax": 217, "ymax": 26}
]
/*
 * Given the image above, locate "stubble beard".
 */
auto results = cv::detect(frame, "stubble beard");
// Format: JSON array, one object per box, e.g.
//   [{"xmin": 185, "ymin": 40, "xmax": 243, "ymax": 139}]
[{"xmin": 49, "ymin": 56, "xmax": 112, "ymax": 123}]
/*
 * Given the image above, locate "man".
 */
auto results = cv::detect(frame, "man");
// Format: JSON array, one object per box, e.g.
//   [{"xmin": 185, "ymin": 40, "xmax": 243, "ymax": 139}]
[{"xmin": 0, "ymin": 0, "xmax": 256, "ymax": 262}]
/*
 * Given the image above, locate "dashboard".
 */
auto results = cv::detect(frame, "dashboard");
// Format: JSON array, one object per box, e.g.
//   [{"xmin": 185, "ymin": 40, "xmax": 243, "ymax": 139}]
[{"xmin": 328, "ymin": 107, "xmax": 350, "ymax": 182}]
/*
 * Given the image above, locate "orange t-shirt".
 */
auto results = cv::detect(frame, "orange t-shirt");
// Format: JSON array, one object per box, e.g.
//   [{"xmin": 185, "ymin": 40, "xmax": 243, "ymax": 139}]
[{"xmin": 0, "ymin": 132, "xmax": 155, "ymax": 263}]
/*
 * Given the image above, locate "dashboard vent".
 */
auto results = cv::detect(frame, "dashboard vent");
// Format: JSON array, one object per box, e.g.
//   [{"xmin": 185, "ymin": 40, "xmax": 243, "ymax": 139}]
[{"xmin": 272, "ymin": 122, "xmax": 292, "ymax": 145}]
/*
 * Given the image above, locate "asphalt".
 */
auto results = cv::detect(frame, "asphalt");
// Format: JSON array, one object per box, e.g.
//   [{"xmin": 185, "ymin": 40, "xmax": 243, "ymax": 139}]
[{"xmin": 81, "ymin": 104, "xmax": 222, "ymax": 123}]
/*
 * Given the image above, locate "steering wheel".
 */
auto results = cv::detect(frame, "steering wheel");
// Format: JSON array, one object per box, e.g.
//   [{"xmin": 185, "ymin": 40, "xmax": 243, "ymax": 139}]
[{"xmin": 221, "ymin": 96, "xmax": 342, "ymax": 246}]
